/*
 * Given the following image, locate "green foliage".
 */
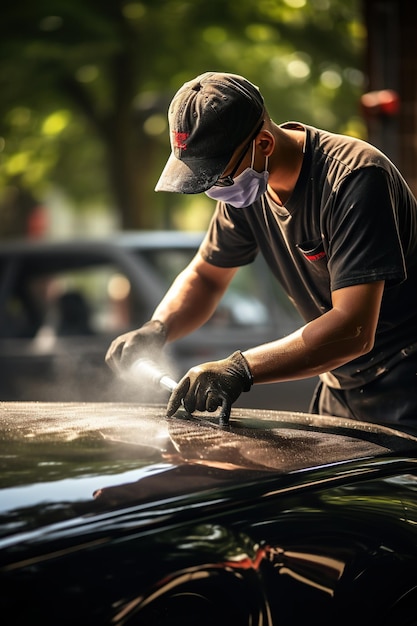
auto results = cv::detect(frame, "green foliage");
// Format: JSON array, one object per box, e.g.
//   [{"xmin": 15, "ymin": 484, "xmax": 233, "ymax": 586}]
[{"xmin": 0, "ymin": 0, "xmax": 365, "ymax": 233}]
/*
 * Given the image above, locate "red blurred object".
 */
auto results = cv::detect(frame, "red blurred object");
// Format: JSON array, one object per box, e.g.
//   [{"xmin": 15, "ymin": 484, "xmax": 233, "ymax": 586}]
[
  {"xmin": 360, "ymin": 89, "xmax": 400, "ymax": 117},
  {"xmin": 26, "ymin": 205, "xmax": 48, "ymax": 238}
]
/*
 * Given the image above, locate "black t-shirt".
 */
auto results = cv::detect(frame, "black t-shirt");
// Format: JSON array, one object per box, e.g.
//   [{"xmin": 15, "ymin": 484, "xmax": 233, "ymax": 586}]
[{"xmin": 199, "ymin": 123, "xmax": 417, "ymax": 389}]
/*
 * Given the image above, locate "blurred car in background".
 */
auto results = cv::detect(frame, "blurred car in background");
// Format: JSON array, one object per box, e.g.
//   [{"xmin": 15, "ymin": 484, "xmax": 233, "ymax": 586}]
[
  {"xmin": 1, "ymin": 401, "xmax": 417, "ymax": 625},
  {"xmin": 0, "ymin": 231, "xmax": 317, "ymax": 410}
]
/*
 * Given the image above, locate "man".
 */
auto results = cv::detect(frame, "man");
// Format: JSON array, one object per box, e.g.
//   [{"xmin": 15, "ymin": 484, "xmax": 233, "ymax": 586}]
[{"xmin": 106, "ymin": 71, "xmax": 417, "ymax": 431}]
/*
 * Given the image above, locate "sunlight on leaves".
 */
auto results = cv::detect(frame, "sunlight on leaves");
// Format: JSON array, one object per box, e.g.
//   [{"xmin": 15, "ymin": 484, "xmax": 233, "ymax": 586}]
[{"xmin": 42, "ymin": 111, "xmax": 71, "ymax": 136}]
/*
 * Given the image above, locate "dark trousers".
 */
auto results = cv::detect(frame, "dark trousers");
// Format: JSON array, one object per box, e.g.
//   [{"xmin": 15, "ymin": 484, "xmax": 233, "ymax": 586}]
[{"xmin": 309, "ymin": 353, "xmax": 417, "ymax": 436}]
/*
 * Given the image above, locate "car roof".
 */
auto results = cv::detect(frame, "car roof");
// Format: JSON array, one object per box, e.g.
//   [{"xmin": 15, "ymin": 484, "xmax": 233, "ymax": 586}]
[
  {"xmin": 0, "ymin": 232, "xmax": 205, "ymax": 280},
  {"xmin": 3, "ymin": 402, "xmax": 417, "ymax": 474},
  {"xmin": 0, "ymin": 232, "xmax": 205, "ymax": 283},
  {"xmin": 111, "ymin": 230, "xmax": 205, "ymax": 249},
  {"xmin": 1, "ymin": 403, "xmax": 417, "ymax": 545},
  {"xmin": 4, "ymin": 401, "xmax": 415, "ymax": 463},
  {"xmin": 0, "ymin": 231, "xmax": 205, "ymax": 257}
]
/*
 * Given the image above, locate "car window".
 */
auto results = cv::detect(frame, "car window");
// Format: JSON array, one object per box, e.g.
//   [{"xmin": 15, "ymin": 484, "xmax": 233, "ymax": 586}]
[
  {"xmin": 0, "ymin": 244, "xmax": 302, "ymax": 343},
  {"xmin": 1, "ymin": 264, "xmax": 140, "ymax": 340},
  {"xmin": 138, "ymin": 248, "xmax": 282, "ymax": 328},
  {"xmin": 140, "ymin": 248, "xmax": 196, "ymax": 284}
]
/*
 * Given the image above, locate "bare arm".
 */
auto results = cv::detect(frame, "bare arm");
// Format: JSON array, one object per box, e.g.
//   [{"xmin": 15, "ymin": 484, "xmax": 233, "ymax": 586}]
[
  {"xmin": 152, "ymin": 252, "xmax": 238, "ymax": 342},
  {"xmin": 165, "ymin": 280, "xmax": 385, "ymax": 422},
  {"xmin": 105, "ymin": 252, "xmax": 237, "ymax": 372},
  {"xmin": 244, "ymin": 281, "xmax": 385, "ymax": 383}
]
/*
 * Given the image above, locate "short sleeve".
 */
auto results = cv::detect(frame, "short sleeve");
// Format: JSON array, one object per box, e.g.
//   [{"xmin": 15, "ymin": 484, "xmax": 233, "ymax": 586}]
[
  {"xmin": 199, "ymin": 201, "xmax": 259, "ymax": 268},
  {"xmin": 326, "ymin": 167, "xmax": 406, "ymax": 291}
]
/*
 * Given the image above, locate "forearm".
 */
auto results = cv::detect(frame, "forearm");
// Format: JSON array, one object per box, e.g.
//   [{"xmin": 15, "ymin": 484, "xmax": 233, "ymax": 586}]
[
  {"xmin": 244, "ymin": 306, "xmax": 375, "ymax": 383},
  {"xmin": 152, "ymin": 272, "xmax": 218, "ymax": 341},
  {"xmin": 152, "ymin": 257, "xmax": 237, "ymax": 342}
]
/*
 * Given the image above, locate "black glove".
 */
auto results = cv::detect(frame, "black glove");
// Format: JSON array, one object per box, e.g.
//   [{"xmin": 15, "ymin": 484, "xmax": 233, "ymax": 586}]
[
  {"xmin": 166, "ymin": 351, "xmax": 253, "ymax": 425},
  {"xmin": 105, "ymin": 319, "xmax": 167, "ymax": 374}
]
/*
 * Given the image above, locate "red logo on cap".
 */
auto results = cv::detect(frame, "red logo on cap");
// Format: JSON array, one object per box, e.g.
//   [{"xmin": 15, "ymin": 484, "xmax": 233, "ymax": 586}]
[{"xmin": 173, "ymin": 131, "xmax": 189, "ymax": 150}]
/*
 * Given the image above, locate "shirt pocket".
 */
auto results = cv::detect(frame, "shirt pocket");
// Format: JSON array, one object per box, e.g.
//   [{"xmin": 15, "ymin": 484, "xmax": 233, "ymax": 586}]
[
  {"xmin": 296, "ymin": 239, "xmax": 329, "ymax": 289},
  {"xmin": 297, "ymin": 239, "xmax": 327, "ymax": 263}
]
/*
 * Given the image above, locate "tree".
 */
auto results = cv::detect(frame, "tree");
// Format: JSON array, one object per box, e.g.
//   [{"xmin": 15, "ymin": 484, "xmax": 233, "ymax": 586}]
[{"xmin": 0, "ymin": 0, "xmax": 364, "ymax": 234}]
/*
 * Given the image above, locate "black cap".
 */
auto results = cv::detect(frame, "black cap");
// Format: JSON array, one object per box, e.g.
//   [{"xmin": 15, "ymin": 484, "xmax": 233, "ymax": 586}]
[{"xmin": 155, "ymin": 71, "xmax": 265, "ymax": 194}]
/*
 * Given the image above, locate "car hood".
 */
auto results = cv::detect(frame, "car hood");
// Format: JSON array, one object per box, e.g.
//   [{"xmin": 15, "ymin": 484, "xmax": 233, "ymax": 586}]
[{"xmin": 1, "ymin": 402, "xmax": 417, "ymax": 543}]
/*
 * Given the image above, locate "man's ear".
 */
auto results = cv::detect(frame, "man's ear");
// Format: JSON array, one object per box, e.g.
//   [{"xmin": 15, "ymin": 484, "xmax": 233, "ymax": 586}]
[{"xmin": 258, "ymin": 130, "xmax": 274, "ymax": 156}]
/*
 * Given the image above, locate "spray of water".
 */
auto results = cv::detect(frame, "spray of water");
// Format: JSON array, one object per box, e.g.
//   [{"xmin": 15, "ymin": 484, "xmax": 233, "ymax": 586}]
[{"xmin": 129, "ymin": 358, "xmax": 178, "ymax": 393}]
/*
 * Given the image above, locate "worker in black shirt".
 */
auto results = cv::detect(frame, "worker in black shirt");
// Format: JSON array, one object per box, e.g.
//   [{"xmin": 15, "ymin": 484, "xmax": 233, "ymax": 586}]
[{"xmin": 106, "ymin": 72, "xmax": 417, "ymax": 432}]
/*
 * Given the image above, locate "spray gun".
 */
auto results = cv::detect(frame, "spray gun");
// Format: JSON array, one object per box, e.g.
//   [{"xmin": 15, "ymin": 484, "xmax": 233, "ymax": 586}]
[
  {"xmin": 128, "ymin": 358, "xmax": 229, "ymax": 425},
  {"xmin": 129, "ymin": 358, "xmax": 178, "ymax": 393}
]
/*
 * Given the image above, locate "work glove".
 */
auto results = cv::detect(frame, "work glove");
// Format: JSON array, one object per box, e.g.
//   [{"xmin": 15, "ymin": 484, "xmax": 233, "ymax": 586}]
[
  {"xmin": 166, "ymin": 351, "xmax": 253, "ymax": 425},
  {"xmin": 105, "ymin": 319, "xmax": 167, "ymax": 375}
]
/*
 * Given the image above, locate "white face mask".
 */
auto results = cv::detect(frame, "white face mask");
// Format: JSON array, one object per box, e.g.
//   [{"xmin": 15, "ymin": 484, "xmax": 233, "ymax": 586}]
[{"xmin": 205, "ymin": 143, "xmax": 269, "ymax": 208}]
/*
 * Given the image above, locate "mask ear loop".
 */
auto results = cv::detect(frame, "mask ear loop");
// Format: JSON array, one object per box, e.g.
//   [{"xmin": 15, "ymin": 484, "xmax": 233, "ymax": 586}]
[
  {"xmin": 250, "ymin": 140, "xmax": 269, "ymax": 173},
  {"xmin": 250, "ymin": 141, "xmax": 256, "ymax": 168}
]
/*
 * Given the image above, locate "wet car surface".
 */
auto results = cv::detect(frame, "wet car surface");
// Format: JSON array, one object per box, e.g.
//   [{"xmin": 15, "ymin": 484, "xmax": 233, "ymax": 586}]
[{"xmin": 1, "ymin": 402, "xmax": 417, "ymax": 625}]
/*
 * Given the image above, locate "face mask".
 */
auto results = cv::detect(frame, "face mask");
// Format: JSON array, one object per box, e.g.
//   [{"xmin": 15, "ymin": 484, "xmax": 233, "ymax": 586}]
[{"xmin": 205, "ymin": 143, "xmax": 269, "ymax": 208}]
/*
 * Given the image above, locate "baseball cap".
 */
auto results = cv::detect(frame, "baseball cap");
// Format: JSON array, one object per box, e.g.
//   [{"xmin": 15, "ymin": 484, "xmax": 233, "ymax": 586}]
[{"xmin": 154, "ymin": 71, "xmax": 265, "ymax": 194}]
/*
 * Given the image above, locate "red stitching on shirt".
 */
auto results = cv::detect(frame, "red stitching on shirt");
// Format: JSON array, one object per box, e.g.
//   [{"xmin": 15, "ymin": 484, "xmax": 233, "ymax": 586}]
[{"xmin": 305, "ymin": 251, "xmax": 326, "ymax": 261}]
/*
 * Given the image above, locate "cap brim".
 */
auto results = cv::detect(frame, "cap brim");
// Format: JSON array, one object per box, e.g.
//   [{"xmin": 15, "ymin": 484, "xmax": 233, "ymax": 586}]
[{"xmin": 155, "ymin": 151, "xmax": 231, "ymax": 194}]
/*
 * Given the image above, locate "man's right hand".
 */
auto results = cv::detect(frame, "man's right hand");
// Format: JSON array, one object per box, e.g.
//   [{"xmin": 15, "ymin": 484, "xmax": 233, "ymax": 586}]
[{"xmin": 105, "ymin": 319, "xmax": 167, "ymax": 375}]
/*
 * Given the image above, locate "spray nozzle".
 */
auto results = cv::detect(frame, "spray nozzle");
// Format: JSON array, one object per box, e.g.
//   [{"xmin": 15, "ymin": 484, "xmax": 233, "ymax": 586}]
[{"xmin": 129, "ymin": 358, "xmax": 177, "ymax": 393}]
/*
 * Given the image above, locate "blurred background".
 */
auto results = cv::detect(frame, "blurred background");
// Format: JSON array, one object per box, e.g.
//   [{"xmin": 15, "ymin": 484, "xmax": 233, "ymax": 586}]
[
  {"xmin": 0, "ymin": 0, "xmax": 415, "ymax": 408},
  {"xmin": 0, "ymin": 0, "xmax": 415, "ymax": 240}
]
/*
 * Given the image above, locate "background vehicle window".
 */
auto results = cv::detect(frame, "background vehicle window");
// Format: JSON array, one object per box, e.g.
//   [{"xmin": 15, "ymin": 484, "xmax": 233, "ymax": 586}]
[
  {"xmin": 1, "ymin": 265, "xmax": 138, "ymax": 340},
  {"xmin": 141, "ymin": 249, "xmax": 274, "ymax": 328}
]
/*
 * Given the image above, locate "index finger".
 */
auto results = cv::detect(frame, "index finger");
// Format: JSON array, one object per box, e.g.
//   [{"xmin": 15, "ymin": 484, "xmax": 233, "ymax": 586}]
[
  {"xmin": 166, "ymin": 378, "xmax": 190, "ymax": 418},
  {"xmin": 218, "ymin": 395, "xmax": 232, "ymax": 426}
]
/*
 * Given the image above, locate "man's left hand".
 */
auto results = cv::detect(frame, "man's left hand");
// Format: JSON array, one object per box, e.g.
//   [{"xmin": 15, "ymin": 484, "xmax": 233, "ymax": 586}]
[{"xmin": 166, "ymin": 351, "xmax": 253, "ymax": 425}]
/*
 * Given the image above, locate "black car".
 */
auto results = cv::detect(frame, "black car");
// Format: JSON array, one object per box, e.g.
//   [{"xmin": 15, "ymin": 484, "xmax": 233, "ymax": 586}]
[
  {"xmin": 1, "ymin": 401, "xmax": 417, "ymax": 625},
  {"xmin": 0, "ymin": 232, "xmax": 317, "ymax": 410}
]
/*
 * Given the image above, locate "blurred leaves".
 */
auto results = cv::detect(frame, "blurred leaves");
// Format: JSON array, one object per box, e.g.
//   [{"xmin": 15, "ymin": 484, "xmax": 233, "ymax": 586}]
[{"xmin": 0, "ymin": 0, "xmax": 365, "ymax": 233}]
